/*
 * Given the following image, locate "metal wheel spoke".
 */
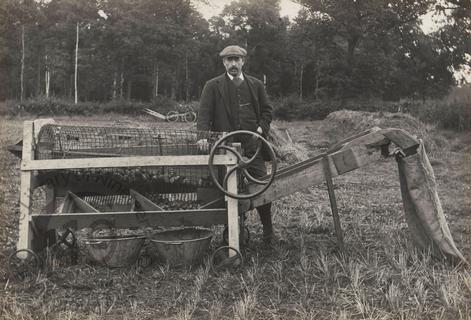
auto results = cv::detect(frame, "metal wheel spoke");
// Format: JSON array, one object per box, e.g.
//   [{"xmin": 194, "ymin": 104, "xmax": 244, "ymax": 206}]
[
  {"xmin": 58, "ymin": 228, "xmax": 76, "ymax": 248},
  {"xmin": 241, "ymin": 168, "xmax": 269, "ymax": 185},
  {"xmin": 244, "ymin": 140, "xmax": 262, "ymax": 164},
  {"xmin": 223, "ymin": 165, "xmax": 239, "ymax": 190},
  {"xmin": 208, "ymin": 130, "xmax": 277, "ymax": 200},
  {"xmin": 217, "ymin": 145, "xmax": 244, "ymax": 162}
]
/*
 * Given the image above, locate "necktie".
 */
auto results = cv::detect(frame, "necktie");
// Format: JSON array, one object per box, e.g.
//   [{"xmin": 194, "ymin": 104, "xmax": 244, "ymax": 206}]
[{"xmin": 233, "ymin": 77, "xmax": 243, "ymax": 87}]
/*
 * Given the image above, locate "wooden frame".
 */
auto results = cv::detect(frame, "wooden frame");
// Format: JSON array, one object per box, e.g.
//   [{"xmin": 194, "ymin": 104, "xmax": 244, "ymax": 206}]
[
  {"xmin": 17, "ymin": 121, "xmax": 420, "ymax": 256},
  {"xmin": 17, "ymin": 121, "xmax": 241, "ymax": 254}
]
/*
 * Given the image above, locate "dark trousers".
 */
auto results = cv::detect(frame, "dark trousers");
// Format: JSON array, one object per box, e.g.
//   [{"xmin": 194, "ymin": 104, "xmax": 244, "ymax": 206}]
[{"xmin": 245, "ymin": 153, "xmax": 273, "ymax": 234}]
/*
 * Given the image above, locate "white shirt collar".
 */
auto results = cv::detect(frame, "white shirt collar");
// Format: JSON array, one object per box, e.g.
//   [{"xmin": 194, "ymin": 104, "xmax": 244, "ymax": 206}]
[{"xmin": 227, "ymin": 73, "xmax": 244, "ymax": 81}]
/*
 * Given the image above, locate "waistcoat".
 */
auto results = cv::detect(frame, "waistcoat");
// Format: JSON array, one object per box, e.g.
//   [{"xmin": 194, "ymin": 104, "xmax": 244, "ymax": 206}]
[{"xmin": 226, "ymin": 77, "xmax": 258, "ymax": 131}]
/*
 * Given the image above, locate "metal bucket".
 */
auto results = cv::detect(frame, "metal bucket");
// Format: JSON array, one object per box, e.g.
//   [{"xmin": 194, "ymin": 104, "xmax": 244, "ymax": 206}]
[
  {"xmin": 84, "ymin": 234, "xmax": 145, "ymax": 268},
  {"xmin": 150, "ymin": 228, "xmax": 213, "ymax": 267}
]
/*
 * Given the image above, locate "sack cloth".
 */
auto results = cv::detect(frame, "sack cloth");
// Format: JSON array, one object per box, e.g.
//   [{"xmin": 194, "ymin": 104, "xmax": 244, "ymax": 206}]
[{"xmin": 397, "ymin": 141, "xmax": 467, "ymax": 265}]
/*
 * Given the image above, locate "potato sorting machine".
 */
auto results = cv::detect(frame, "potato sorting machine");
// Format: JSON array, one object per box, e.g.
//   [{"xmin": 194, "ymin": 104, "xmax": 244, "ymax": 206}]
[{"xmin": 11, "ymin": 119, "xmax": 466, "ymax": 272}]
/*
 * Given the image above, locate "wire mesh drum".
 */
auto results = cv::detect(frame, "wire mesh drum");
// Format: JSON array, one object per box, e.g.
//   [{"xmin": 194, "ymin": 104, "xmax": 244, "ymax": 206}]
[
  {"xmin": 35, "ymin": 124, "xmax": 220, "ymax": 159},
  {"xmin": 33, "ymin": 124, "xmax": 224, "ymax": 209}
]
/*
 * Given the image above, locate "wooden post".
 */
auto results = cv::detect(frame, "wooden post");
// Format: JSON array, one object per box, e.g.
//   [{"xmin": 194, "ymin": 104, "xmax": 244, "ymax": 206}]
[
  {"xmin": 322, "ymin": 156, "xmax": 345, "ymax": 251},
  {"xmin": 226, "ymin": 163, "xmax": 239, "ymax": 256},
  {"xmin": 17, "ymin": 121, "xmax": 34, "ymax": 252}
]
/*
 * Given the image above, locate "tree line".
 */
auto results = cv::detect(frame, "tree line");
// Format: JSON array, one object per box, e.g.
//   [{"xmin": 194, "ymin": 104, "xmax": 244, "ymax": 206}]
[{"xmin": 0, "ymin": 0, "xmax": 469, "ymax": 103}]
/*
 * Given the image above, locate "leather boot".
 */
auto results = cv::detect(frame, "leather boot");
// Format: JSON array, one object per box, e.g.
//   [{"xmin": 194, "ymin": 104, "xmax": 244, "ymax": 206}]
[{"xmin": 257, "ymin": 203, "xmax": 273, "ymax": 242}]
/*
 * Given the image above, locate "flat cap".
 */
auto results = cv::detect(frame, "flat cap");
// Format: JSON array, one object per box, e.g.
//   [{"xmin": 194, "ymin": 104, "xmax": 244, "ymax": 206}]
[{"xmin": 219, "ymin": 45, "xmax": 247, "ymax": 58}]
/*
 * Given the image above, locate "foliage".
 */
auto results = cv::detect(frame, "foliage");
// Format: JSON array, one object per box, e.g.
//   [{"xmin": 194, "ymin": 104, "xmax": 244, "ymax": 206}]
[
  {"xmin": 412, "ymin": 99, "xmax": 471, "ymax": 131},
  {"xmin": 0, "ymin": 0, "xmax": 468, "ymax": 104},
  {"xmin": 273, "ymin": 95, "xmax": 471, "ymax": 131}
]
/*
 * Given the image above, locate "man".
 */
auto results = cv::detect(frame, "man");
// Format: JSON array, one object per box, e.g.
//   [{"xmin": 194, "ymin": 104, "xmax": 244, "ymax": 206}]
[{"xmin": 197, "ymin": 45, "xmax": 275, "ymax": 243}]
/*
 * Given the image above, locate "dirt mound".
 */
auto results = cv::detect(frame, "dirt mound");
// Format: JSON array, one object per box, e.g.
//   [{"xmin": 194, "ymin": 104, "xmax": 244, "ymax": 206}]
[{"xmin": 320, "ymin": 110, "xmax": 445, "ymax": 153}]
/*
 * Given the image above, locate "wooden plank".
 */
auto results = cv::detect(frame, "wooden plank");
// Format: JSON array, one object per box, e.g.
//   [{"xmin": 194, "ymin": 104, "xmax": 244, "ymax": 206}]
[
  {"xmin": 199, "ymin": 197, "xmax": 225, "ymax": 209},
  {"xmin": 60, "ymin": 192, "xmax": 99, "ymax": 213},
  {"xmin": 32, "ymin": 209, "xmax": 227, "ymax": 229},
  {"xmin": 60, "ymin": 192, "xmax": 74, "ymax": 213},
  {"xmin": 251, "ymin": 144, "xmax": 383, "ymax": 207},
  {"xmin": 22, "ymin": 154, "xmax": 236, "ymax": 171},
  {"xmin": 144, "ymin": 108, "xmax": 167, "ymax": 120},
  {"xmin": 69, "ymin": 192, "xmax": 99, "ymax": 213},
  {"xmin": 130, "ymin": 189, "xmax": 163, "ymax": 211},
  {"xmin": 251, "ymin": 128, "xmax": 416, "ymax": 209},
  {"xmin": 226, "ymin": 165, "xmax": 239, "ymax": 255},
  {"xmin": 327, "ymin": 127, "xmax": 381, "ymax": 153},
  {"xmin": 381, "ymin": 129, "xmax": 419, "ymax": 152},
  {"xmin": 49, "ymin": 144, "xmax": 200, "ymax": 158},
  {"xmin": 17, "ymin": 121, "xmax": 34, "ymax": 251},
  {"xmin": 270, "ymin": 129, "xmax": 388, "ymax": 181},
  {"xmin": 331, "ymin": 148, "xmax": 360, "ymax": 175},
  {"xmin": 250, "ymin": 155, "xmax": 334, "ymax": 207}
]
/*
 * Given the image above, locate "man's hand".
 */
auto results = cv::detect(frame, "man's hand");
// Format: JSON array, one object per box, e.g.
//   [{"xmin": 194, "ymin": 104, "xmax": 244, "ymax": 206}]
[
  {"xmin": 257, "ymin": 126, "xmax": 263, "ymax": 135},
  {"xmin": 196, "ymin": 138, "xmax": 209, "ymax": 152}
]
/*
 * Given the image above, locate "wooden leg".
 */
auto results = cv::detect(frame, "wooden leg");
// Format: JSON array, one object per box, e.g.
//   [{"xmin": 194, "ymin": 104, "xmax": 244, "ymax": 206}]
[
  {"xmin": 17, "ymin": 121, "xmax": 36, "ymax": 257},
  {"xmin": 17, "ymin": 171, "xmax": 33, "ymax": 253},
  {"xmin": 322, "ymin": 157, "xmax": 345, "ymax": 251},
  {"xmin": 226, "ymin": 165, "xmax": 239, "ymax": 256}
]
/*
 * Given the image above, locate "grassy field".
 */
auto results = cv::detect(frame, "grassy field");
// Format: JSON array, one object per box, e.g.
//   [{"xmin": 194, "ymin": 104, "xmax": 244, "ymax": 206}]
[{"xmin": 0, "ymin": 114, "xmax": 470, "ymax": 320}]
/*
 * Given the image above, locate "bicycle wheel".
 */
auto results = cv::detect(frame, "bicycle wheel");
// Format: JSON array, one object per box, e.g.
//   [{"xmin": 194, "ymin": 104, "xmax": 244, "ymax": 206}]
[
  {"xmin": 166, "ymin": 110, "xmax": 179, "ymax": 122},
  {"xmin": 184, "ymin": 111, "xmax": 197, "ymax": 123}
]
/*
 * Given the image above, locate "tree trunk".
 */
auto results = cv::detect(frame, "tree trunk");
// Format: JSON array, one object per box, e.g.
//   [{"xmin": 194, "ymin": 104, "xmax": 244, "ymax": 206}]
[
  {"xmin": 45, "ymin": 55, "xmax": 50, "ymax": 98},
  {"xmin": 45, "ymin": 70, "xmax": 50, "ymax": 98},
  {"xmin": 36, "ymin": 52, "xmax": 41, "ymax": 96},
  {"xmin": 112, "ymin": 69, "xmax": 117, "ymax": 100},
  {"xmin": 74, "ymin": 22, "xmax": 79, "ymax": 104},
  {"xmin": 314, "ymin": 58, "xmax": 320, "ymax": 100},
  {"xmin": 185, "ymin": 51, "xmax": 189, "ymax": 101},
  {"xmin": 299, "ymin": 63, "xmax": 304, "ymax": 102},
  {"xmin": 119, "ymin": 58, "xmax": 124, "ymax": 99},
  {"xmin": 154, "ymin": 64, "xmax": 159, "ymax": 99},
  {"xmin": 344, "ymin": 36, "xmax": 359, "ymax": 99},
  {"xmin": 171, "ymin": 69, "xmax": 177, "ymax": 100},
  {"xmin": 127, "ymin": 79, "xmax": 132, "ymax": 100},
  {"xmin": 20, "ymin": 25, "xmax": 25, "ymax": 101}
]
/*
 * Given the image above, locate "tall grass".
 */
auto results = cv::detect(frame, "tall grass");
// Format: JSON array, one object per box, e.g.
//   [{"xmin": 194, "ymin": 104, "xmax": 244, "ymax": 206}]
[{"xmin": 0, "ymin": 96, "xmax": 177, "ymax": 117}]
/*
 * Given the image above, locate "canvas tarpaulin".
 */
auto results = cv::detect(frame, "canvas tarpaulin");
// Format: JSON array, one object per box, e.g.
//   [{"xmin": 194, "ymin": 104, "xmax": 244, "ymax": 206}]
[{"xmin": 397, "ymin": 141, "xmax": 467, "ymax": 265}]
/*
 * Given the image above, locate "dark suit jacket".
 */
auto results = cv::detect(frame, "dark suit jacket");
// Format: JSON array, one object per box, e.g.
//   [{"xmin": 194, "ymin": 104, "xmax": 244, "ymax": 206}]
[{"xmin": 197, "ymin": 73, "xmax": 272, "ymax": 135}]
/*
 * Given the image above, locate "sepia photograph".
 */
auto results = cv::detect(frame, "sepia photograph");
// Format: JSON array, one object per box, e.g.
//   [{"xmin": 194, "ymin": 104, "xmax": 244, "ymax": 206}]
[{"xmin": 0, "ymin": 0, "xmax": 470, "ymax": 319}]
